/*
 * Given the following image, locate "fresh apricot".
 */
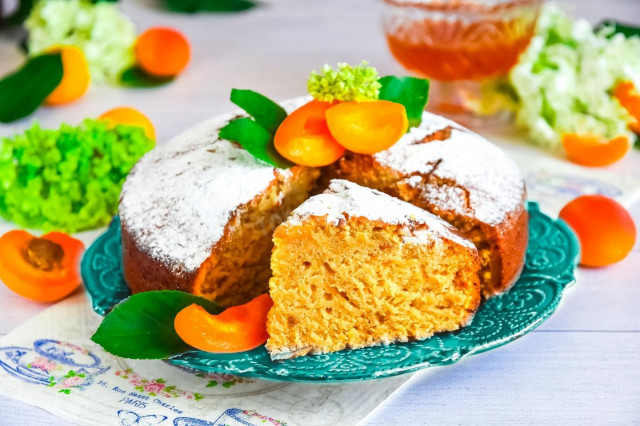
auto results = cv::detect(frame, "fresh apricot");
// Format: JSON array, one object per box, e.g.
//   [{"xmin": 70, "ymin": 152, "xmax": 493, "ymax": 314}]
[
  {"xmin": 325, "ymin": 100, "xmax": 408, "ymax": 155},
  {"xmin": 174, "ymin": 294, "xmax": 273, "ymax": 353},
  {"xmin": 0, "ymin": 230, "xmax": 85, "ymax": 302},
  {"xmin": 614, "ymin": 81, "xmax": 640, "ymax": 133},
  {"xmin": 99, "ymin": 107, "xmax": 156, "ymax": 140},
  {"xmin": 274, "ymin": 100, "xmax": 345, "ymax": 167},
  {"xmin": 562, "ymin": 133, "xmax": 629, "ymax": 167},
  {"xmin": 559, "ymin": 195, "xmax": 636, "ymax": 267},
  {"xmin": 44, "ymin": 46, "xmax": 90, "ymax": 106},
  {"xmin": 136, "ymin": 27, "xmax": 190, "ymax": 77}
]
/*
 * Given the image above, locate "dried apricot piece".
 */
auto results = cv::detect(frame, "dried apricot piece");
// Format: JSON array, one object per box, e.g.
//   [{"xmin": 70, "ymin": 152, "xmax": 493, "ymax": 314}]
[{"xmin": 559, "ymin": 195, "xmax": 636, "ymax": 267}]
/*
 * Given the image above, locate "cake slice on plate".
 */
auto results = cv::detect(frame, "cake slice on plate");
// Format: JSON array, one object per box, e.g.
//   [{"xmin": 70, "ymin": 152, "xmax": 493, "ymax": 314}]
[{"xmin": 266, "ymin": 180, "xmax": 481, "ymax": 360}]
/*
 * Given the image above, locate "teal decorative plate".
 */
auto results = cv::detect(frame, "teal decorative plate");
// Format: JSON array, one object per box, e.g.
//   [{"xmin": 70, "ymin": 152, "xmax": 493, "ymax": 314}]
[{"xmin": 82, "ymin": 202, "xmax": 579, "ymax": 382}]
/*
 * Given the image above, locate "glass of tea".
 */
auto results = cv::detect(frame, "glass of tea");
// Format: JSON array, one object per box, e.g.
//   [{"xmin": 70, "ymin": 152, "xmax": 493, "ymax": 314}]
[{"xmin": 383, "ymin": 0, "xmax": 543, "ymax": 122}]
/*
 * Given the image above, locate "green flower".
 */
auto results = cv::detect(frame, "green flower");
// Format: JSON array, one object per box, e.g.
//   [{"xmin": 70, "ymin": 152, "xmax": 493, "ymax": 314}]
[
  {"xmin": 25, "ymin": 0, "xmax": 137, "ymax": 83},
  {"xmin": 0, "ymin": 119, "xmax": 154, "ymax": 232},
  {"xmin": 307, "ymin": 61, "xmax": 381, "ymax": 102}
]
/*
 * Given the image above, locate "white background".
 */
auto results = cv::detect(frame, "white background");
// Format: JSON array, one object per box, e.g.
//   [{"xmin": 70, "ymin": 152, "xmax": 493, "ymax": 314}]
[{"xmin": 0, "ymin": 0, "xmax": 639, "ymax": 424}]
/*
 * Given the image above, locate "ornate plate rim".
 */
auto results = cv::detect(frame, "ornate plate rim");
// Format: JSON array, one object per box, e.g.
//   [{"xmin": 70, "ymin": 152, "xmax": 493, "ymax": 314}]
[{"xmin": 82, "ymin": 201, "xmax": 580, "ymax": 382}]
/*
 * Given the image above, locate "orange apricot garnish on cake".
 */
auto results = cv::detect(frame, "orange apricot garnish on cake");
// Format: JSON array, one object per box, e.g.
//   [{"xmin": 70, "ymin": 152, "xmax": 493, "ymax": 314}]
[
  {"xmin": 562, "ymin": 133, "xmax": 630, "ymax": 167},
  {"xmin": 614, "ymin": 81, "xmax": 640, "ymax": 133},
  {"xmin": 0, "ymin": 230, "xmax": 85, "ymax": 302},
  {"xmin": 136, "ymin": 27, "xmax": 190, "ymax": 77},
  {"xmin": 44, "ymin": 46, "xmax": 90, "ymax": 106},
  {"xmin": 274, "ymin": 100, "xmax": 345, "ymax": 167},
  {"xmin": 325, "ymin": 100, "xmax": 409, "ymax": 155},
  {"xmin": 559, "ymin": 195, "xmax": 636, "ymax": 267},
  {"xmin": 99, "ymin": 107, "xmax": 156, "ymax": 140},
  {"xmin": 174, "ymin": 294, "xmax": 273, "ymax": 353}
]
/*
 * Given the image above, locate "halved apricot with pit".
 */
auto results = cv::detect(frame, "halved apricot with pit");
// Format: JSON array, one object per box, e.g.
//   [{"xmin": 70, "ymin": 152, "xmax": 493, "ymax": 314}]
[{"xmin": 0, "ymin": 230, "xmax": 85, "ymax": 302}]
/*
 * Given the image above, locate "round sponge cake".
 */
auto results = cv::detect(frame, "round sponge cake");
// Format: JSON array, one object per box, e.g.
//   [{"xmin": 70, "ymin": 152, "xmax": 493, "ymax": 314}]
[{"xmin": 119, "ymin": 98, "xmax": 527, "ymax": 305}]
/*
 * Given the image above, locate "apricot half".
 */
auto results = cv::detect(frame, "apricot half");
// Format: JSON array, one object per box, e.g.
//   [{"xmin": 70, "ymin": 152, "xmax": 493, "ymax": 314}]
[
  {"xmin": 326, "ymin": 100, "xmax": 408, "ymax": 155},
  {"xmin": 0, "ymin": 230, "xmax": 85, "ymax": 302},
  {"xmin": 174, "ymin": 293, "xmax": 273, "ymax": 353},
  {"xmin": 562, "ymin": 133, "xmax": 629, "ymax": 167}
]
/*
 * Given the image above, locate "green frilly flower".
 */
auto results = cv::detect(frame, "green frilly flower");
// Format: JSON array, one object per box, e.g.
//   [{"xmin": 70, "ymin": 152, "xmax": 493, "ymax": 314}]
[
  {"xmin": 307, "ymin": 61, "xmax": 382, "ymax": 102},
  {"xmin": 0, "ymin": 119, "xmax": 154, "ymax": 232}
]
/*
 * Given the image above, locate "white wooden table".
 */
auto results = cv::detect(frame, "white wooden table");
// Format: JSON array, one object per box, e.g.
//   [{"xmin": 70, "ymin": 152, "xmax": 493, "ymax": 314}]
[{"xmin": 1, "ymin": 0, "xmax": 639, "ymax": 424}]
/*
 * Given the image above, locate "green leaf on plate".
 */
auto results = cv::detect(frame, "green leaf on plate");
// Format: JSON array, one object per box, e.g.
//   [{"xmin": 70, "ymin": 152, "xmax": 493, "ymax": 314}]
[
  {"xmin": 230, "ymin": 88, "xmax": 287, "ymax": 134},
  {"xmin": 378, "ymin": 76, "xmax": 430, "ymax": 128},
  {"xmin": 165, "ymin": 0, "xmax": 256, "ymax": 13},
  {"xmin": 120, "ymin": 66, "xmax": 174, "ymax": 87},
  {"xmin": 219, "ymin": 117, "xmax": 294, "ymax": 169},
  {"xmin": 91, "ymin": 290, "xmax": 223, "ymax": 359},
  {"xmin": 596, "ymin": 20, "xmax": 640, "ymax": 39},
  {"xmin": 0, "ymin": 53, "xmax": 63, "ymax": 123}
]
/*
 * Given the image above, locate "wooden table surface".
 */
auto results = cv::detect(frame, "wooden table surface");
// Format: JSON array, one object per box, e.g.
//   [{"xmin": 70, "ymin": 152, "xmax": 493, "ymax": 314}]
[{"xmin": 1, "ymin": 0, "xmax": 639, "ymax": 424}]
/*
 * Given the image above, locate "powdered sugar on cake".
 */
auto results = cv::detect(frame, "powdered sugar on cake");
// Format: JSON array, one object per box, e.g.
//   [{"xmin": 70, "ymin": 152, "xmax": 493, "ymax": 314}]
[
  {"xmin": 119, "ymin": 99, "xmax": 307, "ymax": 275},
  {"xmin": 289, "ymin": 180, "xmax": 475, "ymax": 249},
  {"xmin": 374, "ymin": 111, "xmax": 525, "ymax": 225}
]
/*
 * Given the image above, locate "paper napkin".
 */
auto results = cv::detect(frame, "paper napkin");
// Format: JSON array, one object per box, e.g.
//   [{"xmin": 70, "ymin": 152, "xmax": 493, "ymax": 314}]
[{"xmin": 0, "ymin": 293, "xmax": 410, "ymax": 426}]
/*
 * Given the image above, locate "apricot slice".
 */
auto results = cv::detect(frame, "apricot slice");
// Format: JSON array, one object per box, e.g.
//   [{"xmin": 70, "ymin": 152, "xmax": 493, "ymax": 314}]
[
  {"xmin": 325, "ymin": 100, "xmax": 408, "ymax": 155},
  {"xmin": 0, "ymin": 230, "xmax": 85, "ymax": 302},
  {"xmin": 559, "ymin": 195, "xmax": 636, "ymax": 267},
  {"xmin": 99, "ymin": 107, "xmax": 156, "ymax": 140},
  {"xmin": 562, "ymin": 133, "xmax": 629, "ymax": 167},
  {"xmin": 174, "ymin": 294, "xmax": 273, "ymax": 353},
  {"xmin": 274, "ymin": 100, "xmax": 345, "ymax": 167}
]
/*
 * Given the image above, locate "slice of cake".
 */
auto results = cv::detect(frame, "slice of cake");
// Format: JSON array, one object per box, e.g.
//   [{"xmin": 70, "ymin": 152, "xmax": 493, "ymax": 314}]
[{"xmin": 266, "ymin": 180, "xmax": 481, "ymax": 359}]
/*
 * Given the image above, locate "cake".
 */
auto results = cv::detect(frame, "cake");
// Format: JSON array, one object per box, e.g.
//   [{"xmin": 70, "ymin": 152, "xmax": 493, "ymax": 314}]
[
  {"xmin": 330, "ymin": 113, "xmax": 528, "ymax": 297},
  {"xmin": 266, "ymin": 180, "xmax": 481, "ymax": 359},
  {"xmin": 119, "ymin": 98, "xmax": 527, "ymax": 308}
]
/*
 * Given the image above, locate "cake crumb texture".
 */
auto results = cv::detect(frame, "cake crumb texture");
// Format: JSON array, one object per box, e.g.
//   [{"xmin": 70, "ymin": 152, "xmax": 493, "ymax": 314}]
[{"xmin": 266, "ymin": 181, "xmax": 481, "ymax": 358}]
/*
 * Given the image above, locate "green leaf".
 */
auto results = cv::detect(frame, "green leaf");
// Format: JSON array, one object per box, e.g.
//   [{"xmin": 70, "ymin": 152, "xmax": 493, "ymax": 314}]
[
  {"xmin": 120, "ymin": 66, "xmax": 174, "ymax": 87},
  {"xmin": 165, "ymin": 0, "xmax": 256, "ymax": 13},
  {"xmin": 219, "ymin": 117, "xmax": 294, "ymax": 168},
  {"xmin": 91, "ymin": 291, "xmax": 223, "ymax": 359},
  {"xmin": 596, "ymin": 20, "xmax": 640, "ymax": 39},
  {"xmin": 0, "ymin": 53, "xmax": 63, "ymax": 123},
  {"xmin": 378, "ymin": 76, "xmax": 430, "ymax": 128},
  {"xmin": 230, "ymin": 89, "xmax": 287, "ymax": 134}
]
